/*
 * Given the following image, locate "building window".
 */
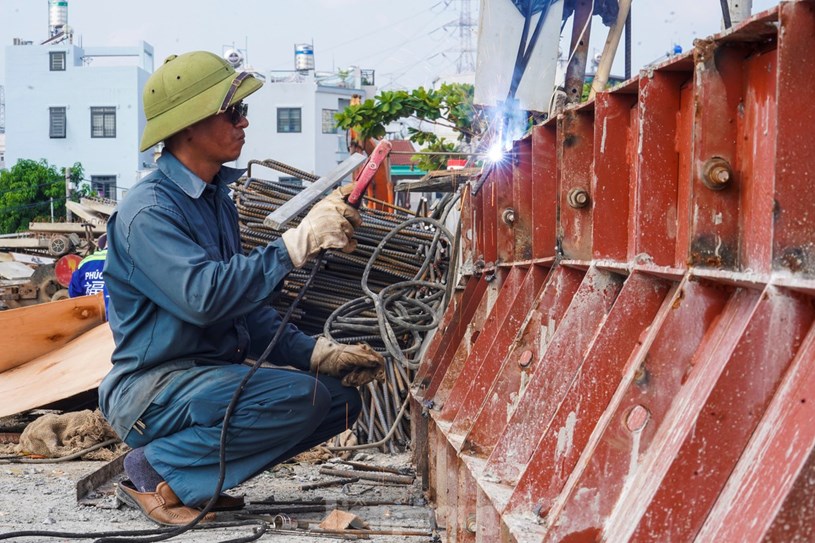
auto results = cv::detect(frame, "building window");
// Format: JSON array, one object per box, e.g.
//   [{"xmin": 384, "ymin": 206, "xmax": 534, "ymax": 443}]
[
  {"xmin": 91, "ymin": 176, "xmax": 117, "ymax": 200},
  {"xmin": 277, "ymin": 108, "xmax": 301, "ymax": 133},
  {"xmin": 49, "ymin": 51, "xmax": 66, "ymax": 71},
  {"xmin": 90, "ymin": 107, "xmax": 116, "ymax": 138},
  {"xmin": 322, "ymin": 109, "xmax": 338, "ymax": 134},
  {"xmin": 49, "ymin": 107, "xmax": 66, "ymax": 138}
]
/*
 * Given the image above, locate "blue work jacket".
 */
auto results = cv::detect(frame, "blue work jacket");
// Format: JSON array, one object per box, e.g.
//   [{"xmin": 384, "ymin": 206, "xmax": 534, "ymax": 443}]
[
  {"xmin": 99, "ymin": 151, "xmax": 316, "ymax": 439},
  {"xmin": 68, "ymin": 249, "xmax": 110, "ymax": 312}
]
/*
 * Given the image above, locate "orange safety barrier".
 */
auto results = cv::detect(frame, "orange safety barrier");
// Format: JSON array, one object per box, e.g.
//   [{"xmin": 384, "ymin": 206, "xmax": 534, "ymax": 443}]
[{"xmin": 411, "ymin": 3, "xmax": 815, "ymax": 541}]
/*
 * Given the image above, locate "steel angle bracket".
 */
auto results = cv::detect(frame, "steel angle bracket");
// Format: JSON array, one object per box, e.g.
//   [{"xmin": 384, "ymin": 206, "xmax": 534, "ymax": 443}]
[{"xmin": 263, "ymin": 152, "xmax": 367, "ymax": 230}]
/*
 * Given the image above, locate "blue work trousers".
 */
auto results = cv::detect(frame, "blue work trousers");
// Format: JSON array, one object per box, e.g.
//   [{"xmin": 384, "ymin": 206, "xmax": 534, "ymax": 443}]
[{"xmin": 123, "ymin": 364, "xmax": 361, "ymax": 506}]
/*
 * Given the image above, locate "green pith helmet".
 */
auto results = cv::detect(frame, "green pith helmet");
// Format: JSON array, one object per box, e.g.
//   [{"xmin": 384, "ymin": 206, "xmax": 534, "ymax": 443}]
[{"xmin": 139, "ymin": 51, "xmax": 263, "ymax": 152}]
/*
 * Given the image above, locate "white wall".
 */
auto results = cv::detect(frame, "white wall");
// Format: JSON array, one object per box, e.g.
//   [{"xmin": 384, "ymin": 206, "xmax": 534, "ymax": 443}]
[
  {"xmin": 239, "ymin": 73, "xmax": 367, "ymax": 180},
  {"xmin": 4, "ymin": 42, "xmax": 153, "ymax": 200}
]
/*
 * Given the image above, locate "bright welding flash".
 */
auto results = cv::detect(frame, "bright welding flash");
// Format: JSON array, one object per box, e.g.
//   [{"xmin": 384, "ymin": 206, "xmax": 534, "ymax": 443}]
[{"xmin": 487, "ymin": 144, "xmax": 504, "ymax": 163}]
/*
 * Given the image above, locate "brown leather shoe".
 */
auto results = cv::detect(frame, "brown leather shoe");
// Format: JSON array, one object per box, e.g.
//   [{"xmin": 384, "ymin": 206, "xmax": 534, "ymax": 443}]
[{"xmin": 117, "ymin": 479, "xmax": 216, "ymax": 526}]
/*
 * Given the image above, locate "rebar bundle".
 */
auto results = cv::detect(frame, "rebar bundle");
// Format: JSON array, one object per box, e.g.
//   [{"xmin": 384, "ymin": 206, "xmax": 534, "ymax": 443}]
[{"xmin": 232, "ymin": 176, "xmax": 454, "ymax": 450}]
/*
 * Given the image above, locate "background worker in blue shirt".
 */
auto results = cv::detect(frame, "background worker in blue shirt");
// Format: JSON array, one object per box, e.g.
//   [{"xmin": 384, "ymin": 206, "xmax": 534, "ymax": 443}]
[
  {"xmin": 68, "ymin": 233, "xmax": 109, "ymax": 312},
  {"xmin": 99, "ymin": 51, "xmax": 384, "ymax": 526}
]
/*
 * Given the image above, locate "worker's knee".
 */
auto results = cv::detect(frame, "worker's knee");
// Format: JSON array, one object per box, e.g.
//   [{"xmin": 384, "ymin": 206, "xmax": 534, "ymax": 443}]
[
  {"xmin": 343, "ymin": 386, "xmax": 363, "ymax": 424},
  {"xmin": 288, "ymin": 375, "xmax": 332, "ymax": 419}
]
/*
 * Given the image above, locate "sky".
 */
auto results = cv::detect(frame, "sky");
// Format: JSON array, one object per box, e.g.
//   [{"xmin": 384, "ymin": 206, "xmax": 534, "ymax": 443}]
[{"xmin": 0, "ymin": 0, "xmax": 781, "ymax": 93}]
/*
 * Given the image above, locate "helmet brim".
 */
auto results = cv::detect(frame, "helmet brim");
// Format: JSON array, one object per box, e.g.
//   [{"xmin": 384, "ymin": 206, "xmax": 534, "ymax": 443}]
[{"xmin": 139, "ymin": 74, "xmax": 262, "ymax": 152}]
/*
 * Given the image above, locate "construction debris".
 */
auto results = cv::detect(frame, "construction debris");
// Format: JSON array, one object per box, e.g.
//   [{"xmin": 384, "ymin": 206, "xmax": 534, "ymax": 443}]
[
  {"xmin": 15, "ymin": 409, "xmax": 118, "ymax": 460},
  {"xmin": 318, "ymin": 509, "xmax": 370, "ymax": 531},
  {"xmin": 318, "ymin": 466, "xmax": 415, "ymax": 486}
]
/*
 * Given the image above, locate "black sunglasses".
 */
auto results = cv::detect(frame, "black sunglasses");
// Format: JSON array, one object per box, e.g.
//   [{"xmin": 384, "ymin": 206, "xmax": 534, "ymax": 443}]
[{"xmin": 225, "ymin": 102, "xmax": 248, "ymax": 125}]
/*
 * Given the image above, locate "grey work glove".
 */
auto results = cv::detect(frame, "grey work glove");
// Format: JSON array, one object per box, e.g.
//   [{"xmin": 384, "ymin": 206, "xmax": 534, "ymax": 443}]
[
  {"xmin": 310, "ymin": 336, "xmax": 386, "ymax": 387},
  {"xmin": 281, "ymin": 184, "xmax": 363, "ymax": 268}
]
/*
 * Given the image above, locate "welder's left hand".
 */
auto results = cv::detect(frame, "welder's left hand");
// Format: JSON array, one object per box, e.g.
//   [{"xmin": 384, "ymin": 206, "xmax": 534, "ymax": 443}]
[
  {"xmin": 310, "ymin": 336, "xmax": 385, "ymax": 387},
  {"xmin": 339, "ymin": 366, "xmax": 385, "ymax": 388}
]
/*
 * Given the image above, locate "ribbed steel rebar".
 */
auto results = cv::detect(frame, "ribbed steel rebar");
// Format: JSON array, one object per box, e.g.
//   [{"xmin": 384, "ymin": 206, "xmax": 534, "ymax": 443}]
[{"xmin": 232, "ymin": 174, "xmax": 453, "ymax": 450}]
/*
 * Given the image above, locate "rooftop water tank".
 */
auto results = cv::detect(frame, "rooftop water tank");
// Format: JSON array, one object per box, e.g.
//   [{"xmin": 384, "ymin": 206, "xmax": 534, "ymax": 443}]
[
  {"xmin": 48, "ymin": 0, "xmax": 68, "ymax": 36},
  {"xmin": 294, "ymin": 44, "xmax": 314, "ymax": 72}
]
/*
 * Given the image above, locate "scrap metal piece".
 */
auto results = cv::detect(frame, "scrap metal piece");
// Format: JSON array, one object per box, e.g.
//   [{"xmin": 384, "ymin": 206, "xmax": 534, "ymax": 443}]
[
  {"xmin": 318, "ymin": 466, "xmax": 415, "ymax": 485},
  {"xmin": 263, "ymin": 153, "xmax": 366, "ymax": 229},
  {"xmin": 76, "ymin": 453, "xmax": 126, "ymax": 505}
]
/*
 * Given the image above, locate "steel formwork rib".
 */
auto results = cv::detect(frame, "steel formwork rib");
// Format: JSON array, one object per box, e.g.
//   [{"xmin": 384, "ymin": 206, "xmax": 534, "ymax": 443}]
[{"xmin": 411, "ymin": 2, "xmax": 815, "ymax": 541}]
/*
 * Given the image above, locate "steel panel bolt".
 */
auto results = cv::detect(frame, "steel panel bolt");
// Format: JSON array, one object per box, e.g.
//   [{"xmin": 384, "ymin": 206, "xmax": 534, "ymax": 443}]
[
  {"xmin": 518, "ymin": 350, "xmax": 534, "ymax": 368},
  {"xmin": 567, "ymin": 187, "xmax": 590, "ymax": 208},
  {"xmin": 502, "ymin": 208, "xmax": 516, "ymax": 225},
  {"xmin": 626, "ymin": 405, "xmax": 650, "ymax": 432},
  {"xmin": 466, "ymin": 514, "xmax": 477, "ymax": 533},
  {"xmin": 702, "ymin": 157, "xmax": 733, "ymax": 190}
]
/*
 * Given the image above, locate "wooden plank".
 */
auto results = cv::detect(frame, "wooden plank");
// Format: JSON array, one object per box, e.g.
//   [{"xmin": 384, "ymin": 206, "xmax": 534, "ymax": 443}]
[
  {"xmin": 0, "ymin": 238, "xmax": 50, "ymax": 250},
  {"xmin": 0, "ymin": 262, "xmax": 35, "ymax": 281},
  {"xmin": 28, "ymin": 222, "xmax": 105, "ymax": 234},
  {"xmin": 0, "ymin": 293, "xmax": 106, "ymax": 373},
  {"xmin": 80, "ymin": 198, "xmax": 116, "ymax": 216},
  {"xmin": 0, "ymin": 323, "xmax": 114, "ymax": 418},
  {"xmin": 66, "ymin": 201, "xmax": 106, "ymax": 224}
]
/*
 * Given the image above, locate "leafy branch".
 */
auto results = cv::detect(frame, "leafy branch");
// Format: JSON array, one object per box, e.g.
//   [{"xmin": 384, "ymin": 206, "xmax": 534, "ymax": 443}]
[{"xmin": 335, "ymin": 83, "xmax": 485, "ymax": 171}]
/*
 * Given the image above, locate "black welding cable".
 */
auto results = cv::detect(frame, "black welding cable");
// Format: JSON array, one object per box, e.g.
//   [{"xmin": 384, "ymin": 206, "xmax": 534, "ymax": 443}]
[
  {"xmin": 0, "ymin": 520, "xmax": 269, "ymax": 543},
  {"xmin": 0, "ymin": 438, "xmax": 121, "ymax": 464}
]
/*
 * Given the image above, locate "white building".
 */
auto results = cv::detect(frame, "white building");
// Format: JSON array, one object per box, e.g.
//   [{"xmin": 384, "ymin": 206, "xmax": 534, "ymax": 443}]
[
  {"xmin": 4, "ymin": 41, "xmax": 154, "ymax": 201},
  {"xmin": 238, "ymin": 66, "xmax": 376, "ymax": 181}
]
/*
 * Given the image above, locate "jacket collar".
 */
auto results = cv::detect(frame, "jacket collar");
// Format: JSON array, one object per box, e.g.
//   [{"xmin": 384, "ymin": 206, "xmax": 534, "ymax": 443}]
[{"xmin": 157, "ymin": 151, "xmax": 245, "ymax": 199}]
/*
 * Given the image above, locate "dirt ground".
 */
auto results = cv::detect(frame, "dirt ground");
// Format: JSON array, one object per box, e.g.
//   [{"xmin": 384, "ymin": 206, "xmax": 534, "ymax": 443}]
[{"xmin": 0, "ymin": 450, "xmax": 441, "ymax": 542}]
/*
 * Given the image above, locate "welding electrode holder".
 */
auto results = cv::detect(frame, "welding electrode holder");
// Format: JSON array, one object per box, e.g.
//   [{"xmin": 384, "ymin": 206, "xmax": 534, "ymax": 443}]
[{"xmin": 345, "ymin": 139, "xmax": 393, "ymax": 208}]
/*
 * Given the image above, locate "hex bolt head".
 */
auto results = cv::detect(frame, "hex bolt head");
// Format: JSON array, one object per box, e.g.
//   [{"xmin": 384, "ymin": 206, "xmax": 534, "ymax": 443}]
[
  {"xmin": 502, "ymin": 208, "xmax": 516, "ymax": 225},
  {"xmin": 567, "ymin": 187, "xmax": 590, "ymax": 208},
  {"xmin": 702, "ymin": 156, "xmax": 733, "ymax": 190},
  {"xmin": 466, "ymin": 514, "xmax": 477, "ymax": 533}
]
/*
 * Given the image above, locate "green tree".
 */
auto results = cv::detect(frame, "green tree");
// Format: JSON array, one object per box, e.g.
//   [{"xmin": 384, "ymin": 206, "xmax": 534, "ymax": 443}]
[
  {"xmin": 0, "ymin": 159, "xmax": 84, "ymax": 234},
  {"xmin": 334, "ymin": 83, "xmax": 485, "ymax": 171}
]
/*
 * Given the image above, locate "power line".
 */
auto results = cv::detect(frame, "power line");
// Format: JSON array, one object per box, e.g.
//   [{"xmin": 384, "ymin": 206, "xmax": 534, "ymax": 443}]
[
  {"xmin": 0, "ymin": 196, "xmax": 66, "ymax": 214},
  {"xmin": 0, "ymin": 178, "xmax": 64, "ymax": 198},
  {"xmin": 320, "ymin": 2, "xmax": 445, "ymax": 52}
]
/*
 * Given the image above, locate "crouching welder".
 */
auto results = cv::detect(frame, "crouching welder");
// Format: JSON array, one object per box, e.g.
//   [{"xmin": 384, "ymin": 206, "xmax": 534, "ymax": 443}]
[{"xmin": 99, "ymin": 51, "xmax": 385, "ymax": 526}]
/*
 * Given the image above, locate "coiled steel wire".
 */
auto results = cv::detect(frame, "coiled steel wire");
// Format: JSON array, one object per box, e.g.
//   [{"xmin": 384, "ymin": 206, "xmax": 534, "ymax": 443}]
[{"xmin": 231, "ymin": 175, "xmax": 454, "ymax": 450}]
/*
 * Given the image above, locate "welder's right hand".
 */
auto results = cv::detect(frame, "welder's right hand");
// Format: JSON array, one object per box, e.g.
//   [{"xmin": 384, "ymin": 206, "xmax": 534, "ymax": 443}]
[
  {"xmin": 281, "ymin": 185, "xmax": 363, "ymax": 268},
  {"xmin": 310, "ymin": 336, "xmax": 385, "ymax": 387}
]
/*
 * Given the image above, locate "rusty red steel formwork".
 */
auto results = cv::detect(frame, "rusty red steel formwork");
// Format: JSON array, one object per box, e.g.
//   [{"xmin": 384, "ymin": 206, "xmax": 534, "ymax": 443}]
[{"xmin": 411, "ymin": 3, "xmax": 815, "ymax": 542}]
